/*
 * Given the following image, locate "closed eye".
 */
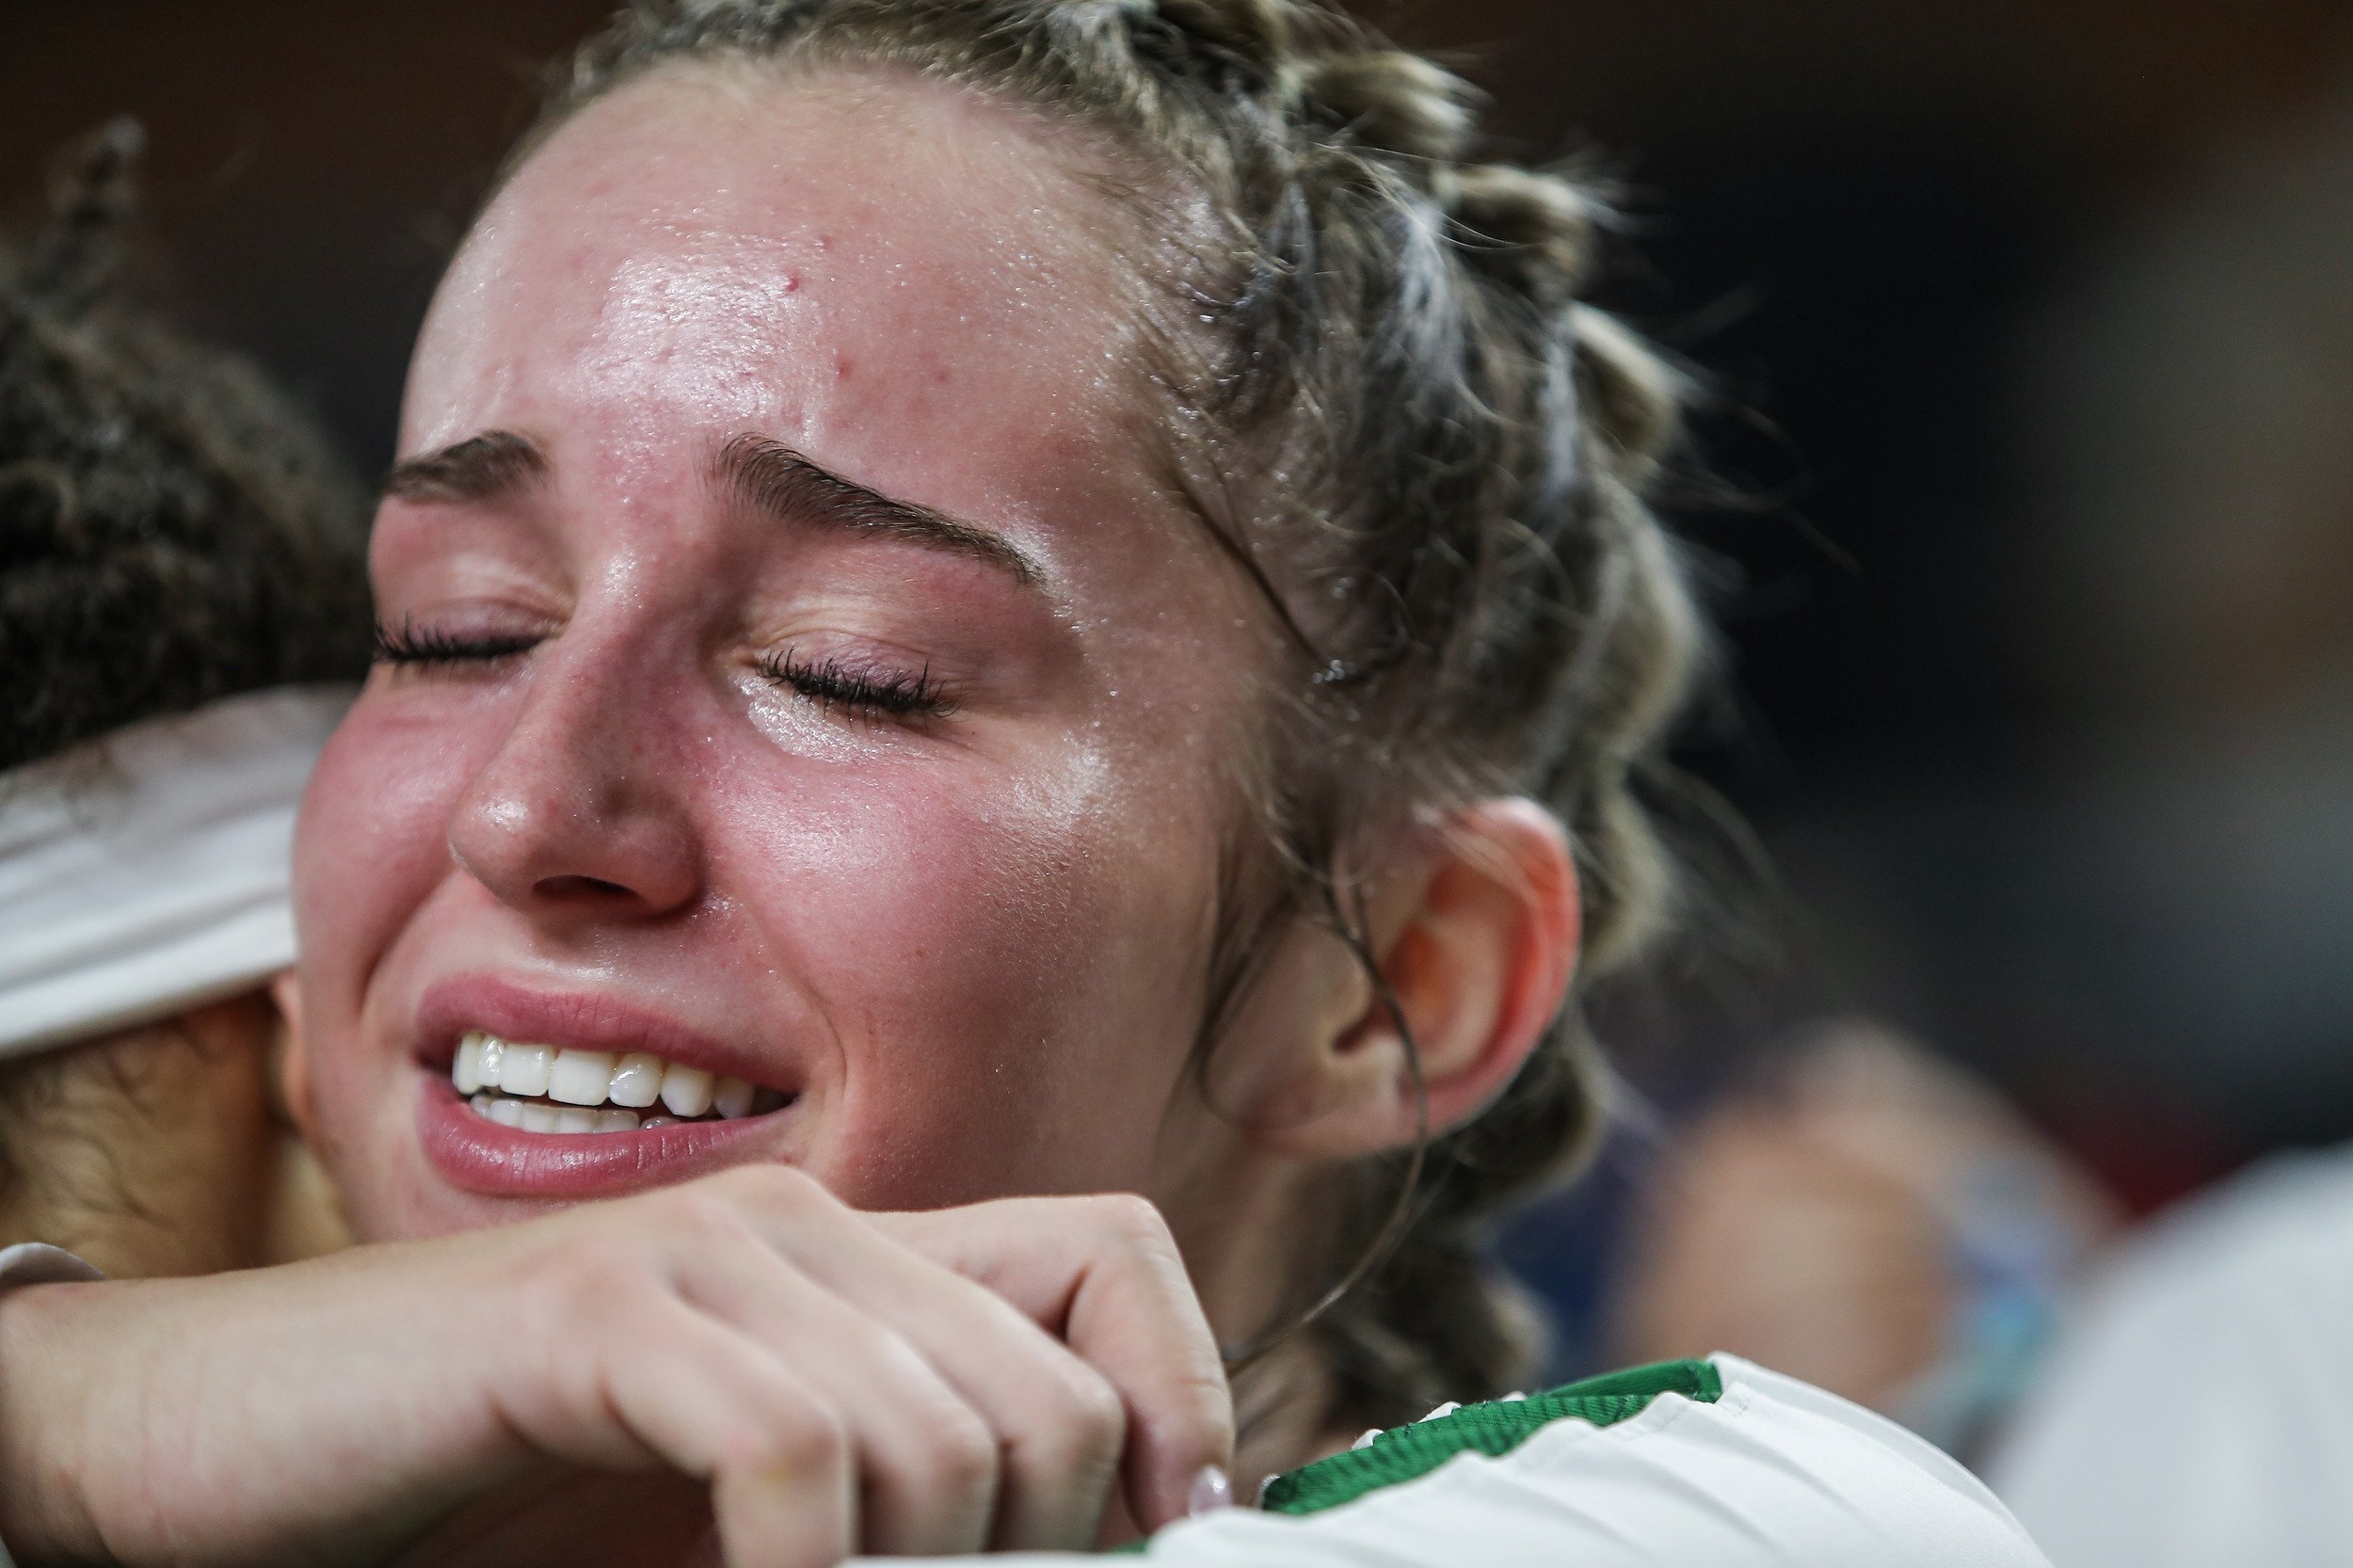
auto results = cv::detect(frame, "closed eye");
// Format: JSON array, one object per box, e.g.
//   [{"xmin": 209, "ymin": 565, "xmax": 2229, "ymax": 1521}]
[
  {"xmin": 758, "ymin": 646, "xmax": 957, "ymax": 721},
  {"xmin": 373, "ymin": 616, "xmax": 542, "ymax": 668}
]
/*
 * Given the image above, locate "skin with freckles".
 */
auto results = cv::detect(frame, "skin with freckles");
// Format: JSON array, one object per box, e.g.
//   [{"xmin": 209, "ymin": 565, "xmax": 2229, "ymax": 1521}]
[
  {"xmin": 0, "ymin": 53, "xmax": 1592, "ymax": 1568},
  {"xmin": 126, "ymin": 56, "xmax": 1575, "ymax": 1565},
  {"xmin": 297, "ymin": 68, "xmax": 1279, "ymax": 1244}
]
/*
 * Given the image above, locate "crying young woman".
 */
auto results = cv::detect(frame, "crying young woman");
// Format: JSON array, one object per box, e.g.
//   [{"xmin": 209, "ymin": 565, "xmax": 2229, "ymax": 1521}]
[{"xmin": 0, "ymin": 4, "xmax": 2048, "ymax": 1565}]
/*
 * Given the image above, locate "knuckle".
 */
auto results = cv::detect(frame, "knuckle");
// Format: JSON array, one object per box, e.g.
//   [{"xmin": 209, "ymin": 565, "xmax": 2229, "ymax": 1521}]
[
  {"xmin": 727, "ymin": 1385, "xmax": 845, "ymax": 1477},
  {"xmin": 920, "ymin": 1400, "xmax": 1000, "ymax": 1496},
  {"xmin": 1179, "ymin": 1358, "xmax": 1237, "ymax": 1413},
  {"xmin": 652, "ymin": 1185, "xmax": 757, "ymax": 1250},
  {"xmin": 1027, "ymin": 1354, "xmax": 1128, "ymax": 1463},
  {"xmin": 530, "ymin": 1239, "xmax": 656, "ymax": 1337},
  {"xmin": 1059, "ymin": 1360, "xmax": 1130, "ymax": 1449},
  {"xmin": 1084, "ymin": 1192, "xmax": 1174, "ymax": 1252},
  {"xmin": 548, "ymin": 1230, "xmax": 644, "ymax": 1293}
]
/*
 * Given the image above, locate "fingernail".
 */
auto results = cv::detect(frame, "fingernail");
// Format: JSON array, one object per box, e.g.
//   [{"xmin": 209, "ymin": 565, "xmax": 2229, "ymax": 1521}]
[{"xmin": 1188, "ymin": 1464, "xmax": 1234, "ymax": 1516}]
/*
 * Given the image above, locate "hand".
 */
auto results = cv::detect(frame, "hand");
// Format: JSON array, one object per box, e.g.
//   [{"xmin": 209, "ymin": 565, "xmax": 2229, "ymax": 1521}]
[{"xmin": 0, "ymin": 1167, "xmax": 1232, "ymax": 1567}]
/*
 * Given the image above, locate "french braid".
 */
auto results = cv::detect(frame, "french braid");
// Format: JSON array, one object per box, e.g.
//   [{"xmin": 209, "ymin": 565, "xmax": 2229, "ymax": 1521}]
[{"xmin": 530, "ymin": 0, "xmax": 1705, "ymax": 1432}]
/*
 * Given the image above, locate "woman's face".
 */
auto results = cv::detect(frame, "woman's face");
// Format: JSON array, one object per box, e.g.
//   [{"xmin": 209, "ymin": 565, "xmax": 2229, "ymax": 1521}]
[{"xmin": 294, "ymin": 67, "xmax": 1274, "ymax": 1240}]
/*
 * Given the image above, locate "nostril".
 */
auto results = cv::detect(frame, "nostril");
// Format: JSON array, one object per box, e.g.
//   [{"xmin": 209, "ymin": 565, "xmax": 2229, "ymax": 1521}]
[
  {"xmin": 534, "ymin": 874, "xmax": 635, "ymax": 901},
  {"xmin": 449, "ymin": 774, "xmax": 699, "ymax": 916}
]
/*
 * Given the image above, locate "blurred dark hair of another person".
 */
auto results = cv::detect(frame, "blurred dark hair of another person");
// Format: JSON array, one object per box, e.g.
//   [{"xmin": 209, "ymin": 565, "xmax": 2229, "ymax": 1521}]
[{"xmin": 0, "ymin": 120, "xmax": 369, "ymax": 1277}]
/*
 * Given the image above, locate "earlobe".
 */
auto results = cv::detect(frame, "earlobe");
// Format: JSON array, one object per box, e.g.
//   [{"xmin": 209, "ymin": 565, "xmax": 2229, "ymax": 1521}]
[
  {"xmin": 1247, "ymin": 798, "xmax": 1581, "ymax": 1161},
  {"xmin": 265, "ymin": 968, "xmax": 318, "ymax": 1139}
]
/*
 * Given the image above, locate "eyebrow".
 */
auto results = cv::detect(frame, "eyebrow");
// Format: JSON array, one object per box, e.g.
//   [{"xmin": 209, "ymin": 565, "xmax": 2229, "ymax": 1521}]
[
  {"xmin": 382, "ymin": 429, "xmax": 549, "ymax": 504},
  {"xmin": 712, "ymin": 433, "xmax": 1045, "ymax": 589}
]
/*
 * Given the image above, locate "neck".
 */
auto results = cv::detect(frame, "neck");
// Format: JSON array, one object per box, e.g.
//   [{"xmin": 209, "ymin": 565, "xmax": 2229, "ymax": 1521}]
[{"xmin": 1157, "ymin": 1131, "xmax": 1369, "ymax": 1480}]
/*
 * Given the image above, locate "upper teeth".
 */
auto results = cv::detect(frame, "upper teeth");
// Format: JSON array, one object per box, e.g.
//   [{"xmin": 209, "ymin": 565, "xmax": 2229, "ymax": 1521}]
[{"xmin": 453, "ymin": 1032, "xmax": 760, "ymax": 1120}]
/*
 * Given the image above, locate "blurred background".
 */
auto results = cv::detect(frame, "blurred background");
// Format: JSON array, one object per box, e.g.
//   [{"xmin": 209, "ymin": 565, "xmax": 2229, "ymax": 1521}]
[{"xmin": 9, "ymin": 0, "xmax": 2353, "ymax": 1416}]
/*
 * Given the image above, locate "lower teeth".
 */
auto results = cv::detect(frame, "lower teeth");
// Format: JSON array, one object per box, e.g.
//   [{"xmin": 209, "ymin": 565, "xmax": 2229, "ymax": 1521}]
[{"xmin": 469, "ymin": 1093, "xmax": 694, "ymax": 1134}]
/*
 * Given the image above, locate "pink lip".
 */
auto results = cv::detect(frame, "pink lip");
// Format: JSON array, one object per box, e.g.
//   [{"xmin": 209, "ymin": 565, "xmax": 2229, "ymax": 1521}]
[
  {"xmin": 418, "ymin": 1078, "xmax": 793, "ymax": 1199},
  {"xmin": 413, "ymin": 973, "xmax": 789, "ymax": 1089},
  {"xmin": 410, "ymin": 973, "xmax": 805, "ymax": 1200}
]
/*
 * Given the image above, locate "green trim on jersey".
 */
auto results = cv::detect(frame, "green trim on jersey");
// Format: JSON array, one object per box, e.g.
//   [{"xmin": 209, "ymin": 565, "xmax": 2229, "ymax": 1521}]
[{"xmin": 1258, "ymin": 1357, "xmax": 1724, "ymax": 1517}]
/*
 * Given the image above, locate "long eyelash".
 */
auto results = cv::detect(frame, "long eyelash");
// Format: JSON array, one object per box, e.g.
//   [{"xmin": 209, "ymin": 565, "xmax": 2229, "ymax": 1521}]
[
  {"xmin": 759, "ymin": 648, "xmax": 956, "ymax": 720},
  {"xmin": 372, "ymin": 616, "xmax": 540, "ymax": 667}
]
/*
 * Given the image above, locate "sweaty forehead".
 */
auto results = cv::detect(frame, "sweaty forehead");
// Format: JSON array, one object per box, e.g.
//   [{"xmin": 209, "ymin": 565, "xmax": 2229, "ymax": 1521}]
[{"xmin": 403, "ymin": 65, "xmax": 1153, "ymax": 466}]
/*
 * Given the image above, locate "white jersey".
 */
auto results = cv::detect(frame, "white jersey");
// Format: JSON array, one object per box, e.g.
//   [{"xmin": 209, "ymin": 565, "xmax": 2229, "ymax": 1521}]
[
  {"xmin": 1989, "ymin": 1145, "xmax": 2353, "ymax": 1568},
  {"xmin": 884, "ymin": 1353, "xmax": 2049, "ymax": 1567}
]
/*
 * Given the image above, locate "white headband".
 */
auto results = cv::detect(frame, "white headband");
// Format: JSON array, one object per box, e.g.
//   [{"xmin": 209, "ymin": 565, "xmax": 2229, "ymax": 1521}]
[{"xmin": 0, "ymin": 685, "xmax": 353, "ymax": 1058}]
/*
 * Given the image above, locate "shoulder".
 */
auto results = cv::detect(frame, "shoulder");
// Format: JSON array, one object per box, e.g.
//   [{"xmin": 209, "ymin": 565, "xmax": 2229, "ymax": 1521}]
[
  {"xmin": 1628, "ymin": 1356, "xmax": 2048, "ymax": 1565},
  {"xmin": 887, "ymin": 1356, "xmax": 2049, "ymax": 1567},
  {"xmin": 1292, "ymin": 1353, "xmax": 2043, "ymax": 1568},
  {"xmin": 1988, "ymin": 1146, "xmax": 2353, "ymax": 1566},
  {"xmin": 1996, "ymin": 1144, "xmax": 2353, "ymax": 1464},
  {"xmin": 2038, "ymin": 1143, "xmax": 2353, "ymax": 1343}
]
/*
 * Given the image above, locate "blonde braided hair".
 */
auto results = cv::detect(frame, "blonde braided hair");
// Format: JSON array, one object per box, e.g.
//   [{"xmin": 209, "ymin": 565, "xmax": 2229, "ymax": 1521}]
[{"xmin": 526, "ymin": 0, "xmax": 1705, "ymax": 1432}]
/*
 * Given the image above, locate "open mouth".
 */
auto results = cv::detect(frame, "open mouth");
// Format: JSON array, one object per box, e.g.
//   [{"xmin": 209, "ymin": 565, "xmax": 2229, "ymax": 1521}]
[{"xmin": 451, "ymin": 1031, "xmax": 792, "ymax": 1135}]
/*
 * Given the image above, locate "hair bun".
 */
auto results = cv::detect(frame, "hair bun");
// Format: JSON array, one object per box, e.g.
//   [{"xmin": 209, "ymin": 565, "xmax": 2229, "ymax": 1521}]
[
  {"xmin": 1443, "ymin": 163, "xmax": 1596, "ymax": 302},
  {"xmin": 1150, "ymin": 0, "xmax": 1292, "ymax": 72},
  {"xmin": 1570, "ymin": 303, "xmax": 1681, "ymax": 474},
  {"xmin": 1302, "ymin": 51, "xmax": 1476, "ymax": 162}
]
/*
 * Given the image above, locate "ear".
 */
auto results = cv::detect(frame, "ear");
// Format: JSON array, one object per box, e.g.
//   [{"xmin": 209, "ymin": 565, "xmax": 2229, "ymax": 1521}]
[
  {"xmin": 265, "ymin": 968, "xmax": 319, "ymax": 1140},
  {"xmin": 1238, "ymin": 798, "xmax": 1580, "ymax": 1161}
]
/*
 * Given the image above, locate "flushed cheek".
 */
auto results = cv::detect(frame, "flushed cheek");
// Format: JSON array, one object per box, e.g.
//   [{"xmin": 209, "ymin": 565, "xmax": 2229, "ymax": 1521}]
[
  {"xmin": 729, "ymin": 754, "xmax": 1209, "ymax": 1208},
  {"xmin": 293, "ymin": 704, "xmax": 493, "ymax": 1128}
]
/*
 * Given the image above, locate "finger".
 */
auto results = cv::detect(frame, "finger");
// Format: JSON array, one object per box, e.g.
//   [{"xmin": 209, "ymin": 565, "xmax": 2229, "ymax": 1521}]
[
  {"xmin": 711, "ymin": 1449, "xmax": 853, "ymax": 1568},
  {"xmin": 587, "ymin": 1312, "xmax": 855, "ymax": 1568},
  {"xmin": 677, "ymin": 1231, "xmax": 1001, "ymax": 1557},
  {"xmin": 746, "ymin": 1219, "xmax": 1127, "ymax": 1549},
  {"xmin": 878, "ymin": 1193, "xmax": 1234, "ymax": 1533},
  {"xmin": 684, "ymin": 1167, "xmax": 1129, "ymax": 1549}
]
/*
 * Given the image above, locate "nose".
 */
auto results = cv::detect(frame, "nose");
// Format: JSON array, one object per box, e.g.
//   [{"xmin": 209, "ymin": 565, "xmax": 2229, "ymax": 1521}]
[{"xmin": 447, "ymin": 640, "xmax": 702, "ymax": 923}]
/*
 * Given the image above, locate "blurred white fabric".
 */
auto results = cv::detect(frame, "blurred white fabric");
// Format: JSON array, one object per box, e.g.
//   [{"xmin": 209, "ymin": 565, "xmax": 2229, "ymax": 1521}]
[
  {"xmin": 886, "ymin": 1355, "xmax": 2051, "ymax": 1568},
  {"xmin": 1989, "ymin": 1145, "xmax": 2353, "ymax": 1567},
  {"xmin": 0, "ymin": 686, "xmax": 348, "ymax": 1056}
]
